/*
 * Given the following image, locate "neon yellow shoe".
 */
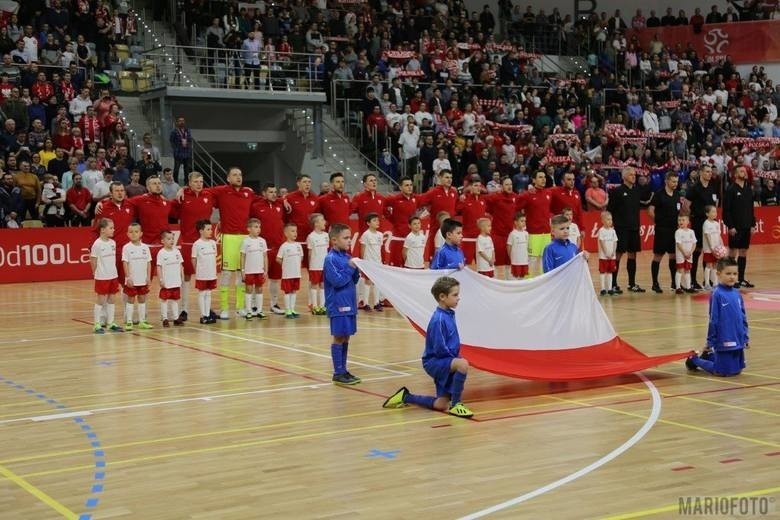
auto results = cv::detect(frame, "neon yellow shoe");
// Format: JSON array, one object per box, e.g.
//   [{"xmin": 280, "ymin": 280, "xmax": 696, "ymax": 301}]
[
  {"xmin": 448, "ymin": 402, "xmax": 474, "ymax": 418},
  {"xmin": 382, "ymin": 387, "xmax": 409, "ymax": 409},
  {"xmin": 137, "ymin": 321, "xmax": 154, "ymax": 330},
  {"xmin": 93, "ymin": 323, "xmax": 105, "ymax": 334},
  {"xmin": 124, "ymin": 322, "xmax": 134, "ymax": 331}
]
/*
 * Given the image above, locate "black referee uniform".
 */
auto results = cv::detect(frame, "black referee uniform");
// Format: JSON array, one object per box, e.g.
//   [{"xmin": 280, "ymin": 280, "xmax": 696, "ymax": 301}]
[
  {"xmin": 649, "ymin": 187, "xmax": 681, "ymax": 290},
  {"xmin": 723, "ymin": 179, "xmax": 756, "ymax": 285},
  {"xmin": 685, "ymin": 179, "xmax": 718, "ymax": 286},
  {"xmin": 607, "ymin": 182, "xmax": 642, "ymax": 290}
]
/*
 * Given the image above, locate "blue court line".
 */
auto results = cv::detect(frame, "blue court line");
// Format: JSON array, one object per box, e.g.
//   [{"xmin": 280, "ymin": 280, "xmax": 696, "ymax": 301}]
[{"xmin": 0, "ymin": 374, "xmax": 106, "ymax": 518}]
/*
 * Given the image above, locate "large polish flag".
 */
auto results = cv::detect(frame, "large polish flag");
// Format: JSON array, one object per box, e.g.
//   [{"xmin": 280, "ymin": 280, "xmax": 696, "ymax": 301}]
[{"xmin": 354, "ymin": 255, "xmax": 692, "ymax": 381}]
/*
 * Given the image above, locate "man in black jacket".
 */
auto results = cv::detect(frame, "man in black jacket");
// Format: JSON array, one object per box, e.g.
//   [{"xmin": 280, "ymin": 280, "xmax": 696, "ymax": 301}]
[
  {"xmin": 607, "ymin": 166, "xmax": 646, "ymax": 293},
  {"xmin": 723, "ymin": 165, "xmax": 756, "ymax": 287},
  {"xmin": 685, "ymin": 165, "xmax": 719, "ymax": 290},
  {"xmin": 648, "ymin": 172, "xmax": 681, "ymax": 293}
]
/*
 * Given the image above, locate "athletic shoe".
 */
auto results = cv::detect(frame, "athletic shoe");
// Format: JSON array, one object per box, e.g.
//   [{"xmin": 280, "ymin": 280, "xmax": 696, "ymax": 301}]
[
  {"xmin": 173, "ymin": 319, "xmax": 184, "ymax": 326},
  {"xmin": 291, "ymin": 311, "xmax": 300, "ymax": 318},
  {"xmin": 200, "ymin": 317, "xmax": 210, "ymax": 324},
  {"xmin": 628, "ymin": 285, "xmax": 646, "ymax": 293},
  {"xmin": 93, "ymin": 324, "xmax": 105, "ymax": 334},
  {"xmin": 344, "ymin": 371, "xmax": 361, "ymax": 384},
  {"xmin": 285, "ymin": 311, "xmax": 295, "ymax": 319},
  {"xmin": 207, "ymin": 316, "xmax": 218, "ymax": 324},
  {"xmin": 178, "ymin": 310, "xmax": 188, "ymax": 322},
  {"xmin": 270, "ymin": 304, "xmax": 285, "ymax": 315},
  {"xmin": 685, "ymin": 356, "xmax": 699, "ymax": 371},
  {"xmin": 651, "ymin": 284, "xmax": 663, "ymax": 294},
  {"xmin": 691, "ymin": 282, "xmax": 703, "ymax": 291},
  {"xmin": 675, "ymin": 288, "xmax": 684, "ymax": 295},
  {"xmin": 137, "ymin": 321, "xmax": 153, "ymax": 330},
  {"xmin": 125, "ymin": 322, "xmax": 134, "ymax": 331},
  {"xmin": 599, "ymin": 290, "xmax": 607, "ymax": 296},
  {"xmin": 684, "ymin": 288, "xmax": 697, "ymax": 294},
  {"xmin": 608, "ymin": 289, "xmax": 616, "ymax": 296},
  {"xmin": 612, "ymin": 285, "xmax": 623, "ymax": 294},
  {"xmin": 255, "ymin": 311, "xmax": 267, "ymax": 319},
  {"xmin": 740, "ymin": 280, "xmax": 755, "ymax": 288},
  {"xmin": 245, "ymin": 312, "xmax": 253, "ymax": 320},
  {"xmin": 382, "ymin": 387, "xmax": 410, "ymax": 409},
  {"xmin": 108, "ymin": 323, "xmax": 124, "ymax": 332},
  {"xmin": 237, "ymin": 309, "xmax": 247, "ymax": 317},
  {"xmin": 332, "ymin": 373, "xmax": 360, "ymax": 385},
  {"xmin": 209, "ymin": 310, "xmax": 219, "ymax": 320},
  {"xmin": 361, "ymin": 304, "xmax": 372, "ymax": 312},
  {"xmin": 373, "ymin": 303, "xmax": 384, "ymax": 312},
  {"xmin": 219, "ymin": 310, "xmax": 230, "ymax": 320},
  {"xmin": 317, "ymin": 306, "xmax": 328, "ymax": 315},
  {"xmin": 162, "ymin": 319, "xmax": 170, "ymax": 328},
  {"xmin": 448, "ymin": 402, "xmax": 474, "ymax": 418}
]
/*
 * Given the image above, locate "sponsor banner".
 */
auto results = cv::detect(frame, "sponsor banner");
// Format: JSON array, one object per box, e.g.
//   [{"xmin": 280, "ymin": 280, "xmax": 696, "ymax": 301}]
[
  {"xmin": 626, "ymin": 19, "xmax": 780, "ymax": 64},
  {"xmin": 581, "ymin": 206, "xmax": 780, "ymax": 253}
]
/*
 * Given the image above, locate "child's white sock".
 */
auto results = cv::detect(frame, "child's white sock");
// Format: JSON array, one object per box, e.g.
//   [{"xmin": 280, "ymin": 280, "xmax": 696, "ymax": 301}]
[
  {"xmin": 245, "ymin": 293, "xmax": 253, "ymax": 314},
  {"xmin": 290, "ymin": 293, "xmax": 297, "ymax": 311},
  {"xmin": 199, "ymin": 292, "xmax": 209, "ymax": 317},
  {"xmin": 94, "ymin": 304, "xmax": 103, "ymax": 325},
  {"xmin": 161, "ymin": 300, "xmax": 168, "ymax": 320},
  {"xmin": 171, "ymin": 300, "xmax": 179, "ymax": 318},
  {"xmin": 683, "ymin": 272, "xmax": 691, "ymax": 290},
  {"xmin": 125, "ymin": 302, "xmax": 134, "ymax": 323},
  {"xmin": 710, "ymin": 268, "xmax": 717, "ymax": 287},
  {"xmin": 317, "ymin": 288, "xmax": 324, "ymax": 307},
  {"xmin": 284, "ymin": 293, "xmax": 292, "ymax": 311},
  {"xmin": 204, "ymin": 291, "xmax": 211, "ymax": 315},
  {"xmin": 309, "ymin": 288, "xmax": 317, "ymax": 307},
  {"xmin": 675, "ymin": 272, "xmax": 682, "ymax": 289},
  {"xmin": 254, "ymin": 293, "xmax": 263, "ymax": 311},
  {"xmin": 181, "ymin": 281, "xmax": 190, "ymax": 312},
  {"xmin": 106, "ymin": 304, "xmax": 115, "ymax": 325},
  {"xmin": 138, "ymin": 303, "xmax": 147, "ymax": 322},
  {"xmin": 269, "ymin": 280, "xmax": 279, "ymax": 307},
  {"xmin": 703, "ymin": 267, "xmax": 711, "ymax": 287}
]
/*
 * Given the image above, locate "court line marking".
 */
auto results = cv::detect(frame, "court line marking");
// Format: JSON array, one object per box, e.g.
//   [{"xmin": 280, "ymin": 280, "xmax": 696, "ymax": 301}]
[
  {"xmin": 458, "ymin": 373, "xmax": 662, "ymax": 520},
  {"xmin": 0, "ymin": 463, "xmax": 78, "ymax": 519},
  {"xmin": 602, "ymin": 485, "xmax": 780, "ymax": 519},
  {"xmin": 651, "ymin": 368, "xmax": 780, "ymax": 392}
]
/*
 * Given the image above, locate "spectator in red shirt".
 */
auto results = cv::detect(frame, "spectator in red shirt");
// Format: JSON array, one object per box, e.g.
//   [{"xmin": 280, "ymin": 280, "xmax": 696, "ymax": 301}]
[{"xmin": 66, "ymin": 172, "xmax": 92, "ymax": 226}]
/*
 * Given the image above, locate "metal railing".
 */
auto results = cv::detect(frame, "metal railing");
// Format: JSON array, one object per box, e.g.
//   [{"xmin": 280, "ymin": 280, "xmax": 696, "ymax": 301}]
[
  {"xmin": 192, "ymin": 137, "xmax": 228, "ymax": 187},
  {"xmin": 140, "ymin": 44, "xmax": 327, "ymax": 92}
]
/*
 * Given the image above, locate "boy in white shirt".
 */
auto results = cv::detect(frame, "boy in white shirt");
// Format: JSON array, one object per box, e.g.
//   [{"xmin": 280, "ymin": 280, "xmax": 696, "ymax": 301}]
[
  {"xmin": 562, "ymin": 207, "xmax": 581, "ymax": 251},
  {"xmin": 90, "ymin": 218, "xmax": 123, "ymax": 334},
  {"xmin": 306, "ymin": 213, "xmax": 329, "ymax": 315},
  {"xmin": 157, "ymin": 230, "xmax": 185, "ymax": 327},
  {"xmin": 277, "ymin": 223, "xmax": 304, "ymax": 318},
  {"xmin": 121, "ymin": 223, "xmax": 153, "ymax": 330},
  {"xmin": 675, "ymin": 214, "xmax": 697, "ymax": 294},
  {"xmin": 403, "ymin": 216, "xmax": 426, "ymax": 269},
  {"xmin": 240, "ymin": 218, "xmax": 269, "ymax": 320},
  {"xmin": 359, "ymin": 213, "xmax": 385, "ymax": 311},
  {"xmin": 507, "ymin": 212, "xmax": 529, "ymax": 279},
  {"xmin": 701, "ymin": 205, "xmax": 724, "ymax": 290},
  {"xmin": 192, "ymin": 220, "xmax": 219, "ymax": 324},
  {"xmin": 598, "ymin": 211, "xmax": 619, "ymax": 295},
  {"xmin": 476, "ymin": 217, "xmax": 495, "ymax": 277}
]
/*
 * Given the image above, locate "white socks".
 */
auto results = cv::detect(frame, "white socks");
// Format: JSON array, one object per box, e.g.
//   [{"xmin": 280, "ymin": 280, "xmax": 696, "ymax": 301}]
[
  {"xmin": 600, "ymin": 273, "xmax": 612, "ymax": 292},
  {"xmin": 198, "ymin": 291, "xmax": 212, "ymax": 317},
  {"xmin": 284, "ymin": 293, "xmax": 297, "ymax": 312},
  {"xmin": 94, "ymin": 304, "xmax": 103, "ymax": 325},
  {"xmin": 676, "ymin": 272, "xmax": 691, "ymax": 290},
  {"xmin": 269, "ymin": 280, "xmax": 280, "ymax": 307},
  {"xmin": 181, "ymin": 280, "xmax": 190, "ymax": 312}
]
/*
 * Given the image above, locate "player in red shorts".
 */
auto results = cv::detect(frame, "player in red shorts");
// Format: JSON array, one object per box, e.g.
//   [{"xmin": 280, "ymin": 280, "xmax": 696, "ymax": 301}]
[
  {"xmin": 306, "ymin": 213, "xmax": 329, "ymax": 315},
  {"xmin": 251, "ymin": 183, "xmax": 287, "ymax": 315},
  {"xmin": 277, "ymin": 223, "xmax": 304, "ymax": 318},
  {"xmin": 121, "ymin": 223, "xmax": 153, "ymax": 330},
  {"xmin": 456, "ymin": 174, "xmax": 488, "ymax": 265},
  {"xmin": 417, "ymin": 169, "xmax": 458, "ymax": 261},
  {"xmin": 127, "ymin": 175, "xmax": 174, "ymax": 278},
  {"xmin": 192, "ymin": 220, "xmax": 219, "ymax": 324},
  {"xmin": 384, "ymin": 177, "xmax": 420, "ymax": 267},
  {"xmin": 240, "ymin": 218, "xmax": 269, "ymax": 319},
  {"xmin": 90, "ymin": 218, "xmax": 123, "ymax": 334},
  {"xmin": 597, "ymin": 211, "xmax": 618, "ymax": 295},
  {"xmin": 283, "ymin": 173, "xmax": 319, "ymax": 269},
  {"xmin": 486, "ymin": 176, "xmax": 519, "ymax": 279},
  {"xmin": 156, "ymin": 230, "xmax": 185, "ymax": 327},
  {"xmin": 97, "ymin": 181, "xmax": 135, "ymax": 287}
]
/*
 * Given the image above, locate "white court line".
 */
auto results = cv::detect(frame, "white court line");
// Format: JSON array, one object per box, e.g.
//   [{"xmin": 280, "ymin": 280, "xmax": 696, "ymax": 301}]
[
  {"xmin": 0, "ymin": 374, "xmax": 409, "ymax": 425},
  {"xmin": 200, "ymin": 329, "xmax": 411, "ymax": 376},
  {"xmin": 458, "ymin": 373, "xmax": 662, "ymax": 519}
]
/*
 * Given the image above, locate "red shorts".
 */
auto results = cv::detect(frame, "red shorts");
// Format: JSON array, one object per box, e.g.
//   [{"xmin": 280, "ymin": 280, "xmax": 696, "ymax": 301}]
[
  {"xmin": 676, "ymin": 261, "xmax": 692, "ymax": 271},
  {"xmin": 95, "ymin": 278, "xmax": 120, "ymax": 295},
  {"xmin": 388, "ymin": 239, "xmax": 405, "ymax": 267},
  {"xmin": 123, "ymin": 284, "xmax": 149, "ymax": 297},
  {"xmin": 478, "ymin": 270, "xmax": 494, "ymax": 278},
  {"xmin": 181, "ymin": 243, "xmax": 195, "ymax": 276},
  {"xmin": 149, "ymin": 244, "xmax": 162, "ymax": 280},
  {"xmin": 461, "ymin": 239, "xmax": 476, "ymax": 265},
  {"xmin": 492, "ymin": 234, "xmax": 509, "ymax": 266},
  {"xmin": 195, "ymin": 279, "xmax": 217, "ymax": 291},
  {"xmin": 599, "ymin": 259, "xmax": 617, "ymax": 274},
  {"xmin": 159, "ymin": 287, "xmax": 181, "ymax": 300},
  {"xmin": 244, "ymin": 273, "xmax": 266, "ymax": 288},
  {"xmin": 267, "ymin": 247, "xmax": 282, "ymax": 280},
  {"xmin": 702, "ymin": 252, "xmax": 716, "ymax": 264},
  {"xmin": 281, "ymin": 278, "xmax": 300, "ymax": 293},
  {"xmin": 308, "ymin": 270, "xmax": 323, "ymax": 285},
  {"xmin": 511, "ymin": 264, "xmax": 529, "ymax": 278}
]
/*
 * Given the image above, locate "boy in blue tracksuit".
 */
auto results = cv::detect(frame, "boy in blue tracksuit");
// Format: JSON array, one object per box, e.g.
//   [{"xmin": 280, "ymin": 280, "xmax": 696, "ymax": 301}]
[
  {"xmin": 382, "ymin": 276, "xmax": 474, "ymax": 418},
  {"xmin": 324, "ymin": 223, "xmax": 361, "ymax": 385},
  {"xmin": 542, "ymin": 214, "xmax": 584, "ymax": 273},
  {"xmin": 430, "ymin": 218, "xmax": 465, "ymax": 270},
  {"xmin": 686, "ymin": 258, "xmax": 748, "ymax": 376}
]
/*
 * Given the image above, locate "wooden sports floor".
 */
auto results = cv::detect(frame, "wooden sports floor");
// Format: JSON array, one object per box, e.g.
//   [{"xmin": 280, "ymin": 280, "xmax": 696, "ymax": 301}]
[{"xmin": 1, "ymin": 246, "xmax": 779, "ymax": 520}]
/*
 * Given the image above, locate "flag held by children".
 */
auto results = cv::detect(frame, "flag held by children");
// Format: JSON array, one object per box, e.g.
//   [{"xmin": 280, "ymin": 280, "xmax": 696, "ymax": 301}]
[{"xmin": 353, "ymin": 255, "xmax": 692, "ymax": 381}]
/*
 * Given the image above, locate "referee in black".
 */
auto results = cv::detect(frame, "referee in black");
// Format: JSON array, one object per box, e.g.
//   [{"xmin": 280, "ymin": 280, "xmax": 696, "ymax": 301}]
[
  {"xmin": 648, "ymin": 171, "xmax": 681, "ymax": 293},
  {"xmin": 723, "ymin": 165, "xmax": 756, "ymax": 287},
  {"xmin": 684, "ymin": 164, "xmax": 718, "ymax": 290},
  {"xmin": 607, "ymin": 166, "xmax": 646, "ymax": 293}
]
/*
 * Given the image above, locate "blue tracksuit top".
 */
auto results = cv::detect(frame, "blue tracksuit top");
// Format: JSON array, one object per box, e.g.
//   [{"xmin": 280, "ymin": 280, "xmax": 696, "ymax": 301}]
[
  {"xmin": 542, "ymin": 239, "xmax": 578, "ymax": 273},
  {"xmin": 707, "ymin": 284, "xmax": 749, "ymax": 351},
  {"xmin": 431, "ymin": 243, "xmax": 465, "ymax": 270},
  {"xmin": 422, "ymin": 307, "xmax": 460, "ymax": 363},
  {"xmin": 323, "ymin": 248, "xmax": 360, "ymax": 317}
]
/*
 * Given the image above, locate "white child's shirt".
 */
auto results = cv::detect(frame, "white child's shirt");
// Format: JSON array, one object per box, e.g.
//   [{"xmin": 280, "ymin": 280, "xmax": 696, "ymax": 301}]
[
  {"xmin": 434, "ymin": 228, "xmax": 445, "ymax": 250},
  {"xmin": 277, "ymin": 241, "xmax": 303, "ymax": 279},
  {"xmin": 507, "ymin": 229, "xmax": 529, "ymax": 266},
  {"xmin": 675, "ymin": 228, "xmax": 697, "ymax": 263},
  {"xmin": 360, "ymin": 229, "xmax": 384, "ymax": 263},
  {"xmin": 476, "ymin": 234, "xmax": 495, "ymax": 272},
  {"xmin": 122, "ymin": 241, "xmax": 151, "ymax": 286},
  {"xmin": 240, "ymin": 235, "xmax": 268, "ymax": 274},
  {"xmin": 597, "ymin": 227, "xmax": 618, "ymax": 260},
  {"xmin": 90, "ymin": 238, "xmax": 117, "ymax": 280},
  {"xmin": 702, "ymin": 219, "xmax": 722, "ymax": 253},
  {"xmin": 192, "ymin": 238, "xmax": 218, "ymax": 281},
  {"xmin": 156, "ymin": 247, "xmax": 184, "ymax": 288},
  {"xmin": 403, "ymin": 231, "xmax": 426, "ymax": 268},
  {"xmin": 568, "ymin": 222, "xmax": 581, "ymax": 248},
  {"xmin": 306, "ymin": 230, "xmax": 329, "ymax": 271}
]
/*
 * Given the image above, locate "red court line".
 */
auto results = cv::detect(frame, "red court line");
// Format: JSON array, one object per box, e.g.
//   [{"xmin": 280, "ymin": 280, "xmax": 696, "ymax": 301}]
[
  {"xmin": 720, "ymin": 458, "xmax": 743, "ymax": 464},
  {"xmin": 765, "ymin": 452, "xmax": 780, "ymax": 457},
  {"xmin": 671, "ymin": 465, "xmax": 695, "ymax": 471}
]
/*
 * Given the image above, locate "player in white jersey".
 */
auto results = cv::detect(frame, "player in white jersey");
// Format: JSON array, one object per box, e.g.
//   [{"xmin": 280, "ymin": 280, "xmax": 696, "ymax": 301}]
[
  {"xmin": 403, "ymin": 216, "xmax": 426, "ymax": 269},
  {"xmin": 192, "ymin": 220, "xmax": 219, "ymax": 324},
  {"xmin": 360, "ymin": 213, "xmax": 385, "ymax": 311},
  {"xmin": 306, "ymin": 213, "xmax": 329, "ymax": 315},
  {"xmin": 156, "ymin": 230, "xmax": 185, "ymax": 326},
  {"xmin": 507, "ymin": 212, "xmax": 529, "ymax": 279},
  {"xmin": 240, "ymin": 218, "xmax": 269, "ymax": 319},
  {"xmin": 562, "ymin": 207, "xmax": 581, "ymax": 250},
  {"xmin": 675, "ymin": 214, "xmax": 697, "ymax": 294},
  {"xmin": 597, "ymin": 211, "xmax": 618, "ymax": 295},
  {"xmin": 701, "ymin": 205, "xmax": 724, "ymax": 289},
  {"xmin": 90, "ymin": 218, "xmax": 123, "ymax": 333},
  {"xmin": 277, "ymin": 223, "xmax": 304, "ymax": 318},
  {"xmin": 476, "ymin": 218, "xmax": 495, "ymax": 277},
  {"xmin": 121, "ymin": 223, "xmax": 153, "ymax": 330}
]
